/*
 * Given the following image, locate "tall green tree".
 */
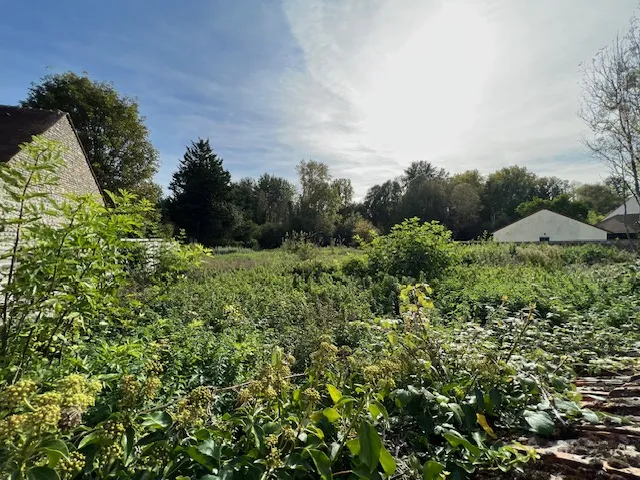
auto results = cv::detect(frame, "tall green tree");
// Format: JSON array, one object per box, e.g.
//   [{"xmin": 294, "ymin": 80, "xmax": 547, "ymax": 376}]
[
  {"xmin": 401, "ymin": 160, "xmax": 448, "ymax": 188},
  {"xmin": 255, "ymin": 174, "xmax": 296, "ymax": 225},
  {"xmin": 483, "ymin": 166, "xmax": 540, "ymax": 229},
  {"xmin": 449, "ymin": 182, "xmax": 482, "ymax": 236},
  {"xmin": 295, "ymin": 160, "xmax": 353, "ymax": 241},
  {"xmin": 363, "ymin": 180, "xmax": 403, "ymax": 232},
  {"xmin": 398, "ymin": 177, "xmax": 449, "ymax": 225},
  {"xmin": 574, "ymin": 182, "xmax": 623, "ymax": 215},
  {"xmin": 515, "ymin": 194, "xmax": 589, "ymax": 221},
  {"xmin": 22, "ymin": 72, "xmax": 159, "ymax": 197},
  {"xmin": 168, "ymin": 139, "xmax": 235, "ymax": 246}
]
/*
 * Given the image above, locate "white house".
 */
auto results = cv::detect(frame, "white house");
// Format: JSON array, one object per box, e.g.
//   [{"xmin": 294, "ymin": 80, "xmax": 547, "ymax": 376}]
[{"xmin": 493, "ymin": 209, "xmax": 608, "ymax": 243}]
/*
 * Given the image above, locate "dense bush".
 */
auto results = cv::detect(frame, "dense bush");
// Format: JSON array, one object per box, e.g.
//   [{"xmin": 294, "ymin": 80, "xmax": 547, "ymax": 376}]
[
  {"xmin": 458, "ymin": 242, "xmax": 634, "ymax": 267},
  {"xmin": 365, "ymin": 217, "xmax": 456, "ymax": 280}
]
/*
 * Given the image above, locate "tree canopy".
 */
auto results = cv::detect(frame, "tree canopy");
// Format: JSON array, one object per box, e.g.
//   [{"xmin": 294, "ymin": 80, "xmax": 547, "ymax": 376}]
[
  {"xmin": 22, "ymin": 72, "xmax": 159, "ymax": 197},
  {"xmin": 168, "ymin": 139, "xmax": 236, "ymax": 246}
]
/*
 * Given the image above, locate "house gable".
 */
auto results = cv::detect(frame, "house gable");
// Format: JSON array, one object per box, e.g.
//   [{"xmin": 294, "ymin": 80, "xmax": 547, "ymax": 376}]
[
  {"xmin": 493, "ymin": 209, "xmax": 608, "ymax": 243},
  {"xmin": 0, "ymin": 105, "xmax": 104, "ymax": 206}
]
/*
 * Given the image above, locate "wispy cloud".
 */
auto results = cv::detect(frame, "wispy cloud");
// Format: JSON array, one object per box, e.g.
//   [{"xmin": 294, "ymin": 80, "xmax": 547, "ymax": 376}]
[{"xmin": 275, "ymin": 0, "xmax": 638, "ymax": 196}]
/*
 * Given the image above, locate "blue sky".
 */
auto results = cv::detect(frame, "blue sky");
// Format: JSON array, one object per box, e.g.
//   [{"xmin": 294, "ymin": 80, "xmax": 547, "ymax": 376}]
[{"xmin": 1, "ymin": 0, "xmax": 638, "ymax": 197}]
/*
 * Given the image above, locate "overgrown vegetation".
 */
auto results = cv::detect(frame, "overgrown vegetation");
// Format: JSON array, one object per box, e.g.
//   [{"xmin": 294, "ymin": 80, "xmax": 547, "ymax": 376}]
[{"xmin": 1, "ymin": 139, "xmax": 639, "ymax": 479}]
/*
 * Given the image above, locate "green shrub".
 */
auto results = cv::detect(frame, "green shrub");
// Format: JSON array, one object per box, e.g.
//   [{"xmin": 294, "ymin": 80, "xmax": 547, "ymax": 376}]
[
  {"xmin": 365, "ymin": 218, "xmax": 456, "ymax": 280},
  {"xmin": 258, "ymin": 222, "xmax": 288, "ymax": 249},
  {"xmin": 282, "ymin": 231, "xmax": 318, "ymax": 260}
]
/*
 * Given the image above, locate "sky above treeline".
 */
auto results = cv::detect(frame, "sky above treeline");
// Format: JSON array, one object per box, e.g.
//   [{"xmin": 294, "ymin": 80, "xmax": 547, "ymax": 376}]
[{"xmin": 1, "ymin": 0, "xmax": 637, "ymax": 198}]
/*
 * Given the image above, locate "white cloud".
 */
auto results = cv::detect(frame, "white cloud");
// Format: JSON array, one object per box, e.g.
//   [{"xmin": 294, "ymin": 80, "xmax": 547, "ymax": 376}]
[{"xmin": 276, "ymin": 0, "xmax": 638, "ymax": 197}]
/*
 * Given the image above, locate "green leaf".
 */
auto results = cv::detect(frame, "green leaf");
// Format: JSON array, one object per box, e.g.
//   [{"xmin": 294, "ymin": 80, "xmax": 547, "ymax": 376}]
[
  {"xmin": 198, "ymin": 439, "xmax": 220, "ymax": 458},
  {"xmin": 524, "ymin": 411, "xmax": 555, "ymax": 436},
  {"xmin": 38, "ymin": 439, "xmax": 69, "ymax": 467},
  {"xmin": 141, "ymin": 411, "xmax": 172, "ymax": 429},
  {"xmin": 185, "ymin": 446, "xmax": 215, "ymax": 470},
  {"xmin": 442, "ymin": 431, "xmax": 481, "ymax": 458},
  {"xmin": 346, "ymin": 438, "xmax": 361, "ymax": 455},
  {"xmin": 352, "ymin": 464, "xmax": 383, "ymax": 479},
  {"xmin": 379, "ymin": 447, "xmax": 396, "ymax": 475},
  {"xmin": 123, "ymin": 427, "xmax": 135, "ymax": 461},
  {"xmin": 285, "ymin": 452, "xmax": 305, "ymax": 470},
  {"xmin": 372, "ymin": 401, "xmax": 389, "ymax": 421},
  {"xmin": 422, "ymin": 460, "xmax": 445, "ymax": 480},
  {"xmin": 554, "ymin": 398, "xmax": 580, "ymax": 414},
  {"xmin": 369, "ymin": 403, "xmax": 382, "ymax": 420},
  {"xmin": 323, "ymin": 407, "xmax": 341, "ymax": 423},
  {"xmin": 327, "ymin": 384, "xmax": 342, "ymax": 404},
  {"xmin": 308, "ymin": 448, "xmax": 332, "ymax": 480},
  {"xmin": 28, "ymin": 467, "xmax": 60, "ymax": 480},
  {"xmin": 78, "ymin": 431, "xmax": 104, "ymax": 449},
  {"xmin": 358, "ymin": 421, "xmax": 382, "ymax": 473}
]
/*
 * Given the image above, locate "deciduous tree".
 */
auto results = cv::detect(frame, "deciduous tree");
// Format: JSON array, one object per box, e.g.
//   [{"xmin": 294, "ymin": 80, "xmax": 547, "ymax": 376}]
[{"xmin": 22, "ymin": 72, "xmax": 159, "ymax": 197}]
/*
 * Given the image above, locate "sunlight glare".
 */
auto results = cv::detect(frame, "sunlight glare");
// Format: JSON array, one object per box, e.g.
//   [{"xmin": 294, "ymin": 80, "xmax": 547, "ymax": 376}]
[{"xmin": 358, "ymin": 1, "xmax": 497, "ymax": 161}]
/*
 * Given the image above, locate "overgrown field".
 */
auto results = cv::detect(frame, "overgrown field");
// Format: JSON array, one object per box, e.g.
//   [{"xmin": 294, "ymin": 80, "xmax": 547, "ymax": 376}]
[
  {"xmin": 2, "ymin": 146, "xmax": 640, "ymax": 479},
  {"xmin": 4, "ymin": 220, "xmax": 640, "ymax": 479}
]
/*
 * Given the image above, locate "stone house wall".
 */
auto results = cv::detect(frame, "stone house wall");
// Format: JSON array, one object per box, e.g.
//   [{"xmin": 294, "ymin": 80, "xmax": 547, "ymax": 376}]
[{"xmin": 0, "ymin": 115, "xmax": 104, "ymax": 272}]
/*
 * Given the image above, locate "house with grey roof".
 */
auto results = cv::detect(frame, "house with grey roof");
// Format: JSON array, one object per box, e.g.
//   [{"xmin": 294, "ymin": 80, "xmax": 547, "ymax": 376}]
[{"xmin": 596, "ymin": 197, "xmax": 640, "ymax": 238}]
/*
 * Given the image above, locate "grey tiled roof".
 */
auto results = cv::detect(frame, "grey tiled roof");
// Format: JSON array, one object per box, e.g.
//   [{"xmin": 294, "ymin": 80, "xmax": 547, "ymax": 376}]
[{"xmin": 0, "ymin": 105, "xmax": 65, "ymax": 162}]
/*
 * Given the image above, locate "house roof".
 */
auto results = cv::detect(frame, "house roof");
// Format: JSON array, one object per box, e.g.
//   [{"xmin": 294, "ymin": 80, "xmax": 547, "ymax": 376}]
[
  {"xmin": 602, "ymin": 195, "xmax": 640, "ymax": 221},
  {"xmin": 0, "ymin": 105, "xmax": 66, "ymax": 162},
  {"xmin": 492, "ymin": 209, "xmax": 610, "ymax": 235},
  {"xmin": 0, "ymin": 105, "xmax": 106, "ymax": 206},
  {"xmin": 597, "ymin": 213, "xmax": 640, "ymax": 234}
]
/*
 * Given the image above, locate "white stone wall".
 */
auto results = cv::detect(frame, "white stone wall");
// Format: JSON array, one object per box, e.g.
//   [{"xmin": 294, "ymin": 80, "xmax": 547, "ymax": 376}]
[{"xmin": 493, "ymin": 210, "xmax": 608, "ymax": 243}]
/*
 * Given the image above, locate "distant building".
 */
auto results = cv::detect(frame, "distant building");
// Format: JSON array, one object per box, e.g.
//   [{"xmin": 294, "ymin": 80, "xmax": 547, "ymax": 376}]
[
  {"xmin": 493, "ymin": 209, "xmax": 608, "ymax": 243},
  {"xmin": 596, "ymin": 197, "xmax": 640, "ymax": 238},
  {"xmin": 0, "ymin": 105, "xmax": 104, "ymax": 247}
]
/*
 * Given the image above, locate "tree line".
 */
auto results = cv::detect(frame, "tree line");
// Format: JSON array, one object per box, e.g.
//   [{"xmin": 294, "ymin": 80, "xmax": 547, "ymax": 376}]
[
  {"xmin": 166, "ymin": 142, "xmax": 624, "ymax": 246},
  {"xmin": 19, "ymin": 71, "xmax": 626, "ymax": 246}
]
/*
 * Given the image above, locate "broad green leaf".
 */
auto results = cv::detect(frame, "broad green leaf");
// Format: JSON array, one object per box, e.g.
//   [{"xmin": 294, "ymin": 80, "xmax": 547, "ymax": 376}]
[
  {"xmin": 352, "ymin": 464, "xmax": 383, "ymax": 479},
  {"xmin": 327, "ymin": 384, "xmax": 342, "ymax": 404},
  {"xmin": 346, "ymin": 438, "xmax": 361, "ymax": 455},
  {"xmin": 423, "ymin": 460, "xmax": 445, "ymax": 480},
  {"xmin": 123, "ymin": 427, "xmax": 135, "ymax": 461},
  {"xmin": 358, "ymin": 421, "xmax": 382, "ymax": 473},
  {"xmin": 141, "ymin": 411, "xmax": 172, "ymax": 429},
  {"xmin": 372, "ymin": 401, "xmax": 389, "ymax": 421},
  {"xmin": 39, "ymin": 439, "xmax": 69, "ymax": 467},
  {"xmin": 323, "ymin": 407, "xmax": 341, "ymax": 423},
  {"xmin": 198, "ymin": 439, "xmax": 220, "ymax": 458},
  {"xmin": 379, "ymin": 447, "xmax": 396, "ymax": 475},
  {"xmin": 185, "ymin": 446, "xmax": 215, "ymax": 470},
  {"xmin": 28, "ymin": 467, "xmax": 60, "ymax": 480},
  {"xmin": 78, "ymin": 431, "xmax": 104, "ymax": 449},
  {"xmin": 308, "ymin": 449, "xmax": 332, "ymax": 480},
  {"xmin": 524, "ymin": 411, "xmax": 554, "ymax": 436},
  {"xmin": 554, "ymin": 398, "xmax": 580, "ymax": 414},
  {"xmin": 285, "ymin": 453, "xmax": 305, "ymax": 470}
]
